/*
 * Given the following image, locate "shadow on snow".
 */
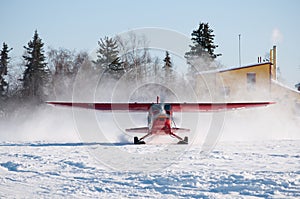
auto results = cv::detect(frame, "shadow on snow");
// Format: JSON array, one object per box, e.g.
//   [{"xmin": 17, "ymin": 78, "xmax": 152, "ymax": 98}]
[{"xmin": 0, "ymin": 142, "xmax": 133, "ymax": 147}]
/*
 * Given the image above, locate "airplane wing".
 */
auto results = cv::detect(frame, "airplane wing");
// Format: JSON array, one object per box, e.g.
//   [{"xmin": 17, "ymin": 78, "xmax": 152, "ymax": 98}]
[
  {"xmin": 47, "ymin": 102, "xmax": 151, "ymax": 112},
  {"xmin": 167, "ymin": 102, "xmax": 275, "ymax": 112},
  {"xmin": 47, "ymin": 101, "xmax": 274, "ymax": 112}
]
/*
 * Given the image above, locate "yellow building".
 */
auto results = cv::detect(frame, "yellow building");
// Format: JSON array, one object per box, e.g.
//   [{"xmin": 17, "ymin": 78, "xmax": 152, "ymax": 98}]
[
  {"xmin": 196, "ymin": 46, "xmax": 300, "ymax": 115},
  {"xmin": 218, "ymin": 62, "xmax": 272, "ymax": 101}
]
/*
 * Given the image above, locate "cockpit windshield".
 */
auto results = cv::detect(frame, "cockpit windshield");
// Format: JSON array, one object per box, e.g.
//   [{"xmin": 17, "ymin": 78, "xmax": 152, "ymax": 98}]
[{"xmin": 149, "ymin": 104, "xmax": 163, "ymax": 116}]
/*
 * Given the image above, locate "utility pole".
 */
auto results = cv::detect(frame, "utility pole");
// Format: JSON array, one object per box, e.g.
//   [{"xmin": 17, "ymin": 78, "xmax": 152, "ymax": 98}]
[{"xmin": 239, "ymin": 34, "xmax": 241, "ymax": 67}]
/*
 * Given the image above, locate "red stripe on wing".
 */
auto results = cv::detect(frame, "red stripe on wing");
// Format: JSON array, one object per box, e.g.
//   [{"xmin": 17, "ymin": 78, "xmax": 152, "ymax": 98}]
[
  {"xmin": 170, "ymin": 102, "xmax": 274, "ymax": 112},
  {"xmin": 47, "ymin": 102, "xmax": 152, "ymax": 112}
]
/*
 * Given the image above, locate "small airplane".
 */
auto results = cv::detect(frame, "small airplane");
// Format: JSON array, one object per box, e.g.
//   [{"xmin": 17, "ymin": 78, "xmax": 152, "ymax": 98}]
[{"xmin": 47, "ymin": 97, "xmax": 274, "ymax": 144}]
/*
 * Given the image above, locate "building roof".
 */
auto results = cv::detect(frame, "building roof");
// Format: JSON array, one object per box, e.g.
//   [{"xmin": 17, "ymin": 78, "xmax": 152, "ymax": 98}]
[
  {"xmin": 271, "ymin": 79, "xmax": 300, "ymax": 94},
  {"xmin": 196, "ymin": 62, "xmax": 272, "ymax": 75},
  {"xmin": 219, "ymin": 62, "xmax": 272, "ymax": 73}
]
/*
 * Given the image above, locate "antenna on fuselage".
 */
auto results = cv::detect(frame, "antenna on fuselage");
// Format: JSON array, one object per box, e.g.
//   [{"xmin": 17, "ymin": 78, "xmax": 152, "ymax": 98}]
[{"xmin": 157, "ymin": 96, "xmax": 160, "ymax": 104}]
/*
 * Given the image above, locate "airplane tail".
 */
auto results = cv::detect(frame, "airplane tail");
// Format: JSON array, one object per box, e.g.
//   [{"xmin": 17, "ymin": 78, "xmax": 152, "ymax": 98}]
[
  {"xmin": 125, "ymin": 127, "xmax": 190, "ymax": 133},
  {"xmin": 172, "ymin": 127, "xmax": 190, "ymax": 133},
  {"xmin": 125, "ymin": 127, "xmax": 149, "ymax": 133}
]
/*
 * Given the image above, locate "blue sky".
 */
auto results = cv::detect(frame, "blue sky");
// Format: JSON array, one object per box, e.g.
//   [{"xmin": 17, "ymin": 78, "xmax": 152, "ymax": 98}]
[{"xmin": 1, "ymin": 0, "xmax": 300, "ymax": 86}]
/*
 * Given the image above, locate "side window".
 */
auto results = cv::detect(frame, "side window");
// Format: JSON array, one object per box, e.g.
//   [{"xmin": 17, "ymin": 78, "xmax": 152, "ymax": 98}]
[
  {"xmin": 220, "ymin": 86, "xmax": 230, "ymax": 97},
  {"xmin": 247, "ymin": 72, "xmax": 256, "ymax": 90},
  {"xmin": 224, "ymin": 86, "xmax": 230, "ymax": 97}
]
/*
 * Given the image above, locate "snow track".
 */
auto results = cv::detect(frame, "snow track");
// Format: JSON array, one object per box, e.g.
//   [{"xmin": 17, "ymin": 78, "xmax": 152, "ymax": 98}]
[{"xmin": 0, "ymin": 140, "xmax": 299, "ymax": 198}]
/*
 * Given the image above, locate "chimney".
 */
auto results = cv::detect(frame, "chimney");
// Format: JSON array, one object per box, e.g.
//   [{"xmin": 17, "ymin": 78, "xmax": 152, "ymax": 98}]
[{"xmin": 270, "ymin": 45, "xmax": 277, "ymax": 80}]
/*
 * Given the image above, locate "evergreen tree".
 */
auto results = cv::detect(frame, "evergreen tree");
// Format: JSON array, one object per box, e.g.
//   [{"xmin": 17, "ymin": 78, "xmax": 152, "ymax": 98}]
[
  {"xmin": 163, "ymin": 51, "xmax": 172, "ymax": 68},
  {"xmin": 94, "ymin": 36, "xmax": 122, "ymax": 71},
  {"xmin": 163, "ymin": 51, "xmax": 173, "ymax": 83},
  {"xmin": 22, "ymin": 30, "xmax": 49, "ymax": 102},
  {"xmin": 185, "ymin": 22, "xmax": 221, "ymax": 62},
  {"xmin": 0, "ymin": 42, "xmax": 12, "ymax": 98}
]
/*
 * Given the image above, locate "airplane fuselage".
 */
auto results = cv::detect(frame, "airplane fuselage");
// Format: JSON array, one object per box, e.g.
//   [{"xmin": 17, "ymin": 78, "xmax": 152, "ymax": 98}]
[{"xmin": 148, "ymin": 104, "xmax": 172, "ymax": 135}]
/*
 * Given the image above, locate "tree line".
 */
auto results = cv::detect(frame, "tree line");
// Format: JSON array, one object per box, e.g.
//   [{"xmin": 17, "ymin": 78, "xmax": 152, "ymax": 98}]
[{"xmin": 0, "ymin": 22, "xmax": 220, "ymax": 117}]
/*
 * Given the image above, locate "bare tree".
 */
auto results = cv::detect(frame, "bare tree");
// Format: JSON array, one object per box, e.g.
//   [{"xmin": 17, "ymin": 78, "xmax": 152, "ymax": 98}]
[
  {"xmin": 47, "ymin": 48, "xmax": 90, "ymax": 98},
  {"xmin": 115, "ymin": 32, "xmax": 151, "ymax": 79},
  {"xmin": 48, "ymin": 47, "xmax": 75, "ymax": 75}
]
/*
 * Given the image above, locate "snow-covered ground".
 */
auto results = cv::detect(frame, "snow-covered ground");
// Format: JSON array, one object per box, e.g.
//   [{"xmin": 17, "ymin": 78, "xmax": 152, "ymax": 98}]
[
  {"xmin": 0, "ymin": 140, "xmax": 299, "ymax": 198},
  {"xmin": 0, "ymin": 104, "xmax": 299, "ymax": 198}
]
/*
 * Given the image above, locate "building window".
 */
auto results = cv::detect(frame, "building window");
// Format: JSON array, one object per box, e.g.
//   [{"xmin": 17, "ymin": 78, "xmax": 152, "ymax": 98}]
[
  {"xmin": 220, "ymin": 86, "xmax": 230, "ymax": 97},
  {"xmin": 247, "ymin": 72, "xmax": 256, "ymax": 90}
]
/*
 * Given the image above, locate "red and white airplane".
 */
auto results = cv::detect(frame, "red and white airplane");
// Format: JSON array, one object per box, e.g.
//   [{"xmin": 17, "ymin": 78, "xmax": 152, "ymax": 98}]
[{"xmin": 47, "ymin": 97, "xmax": 274, "ymax": 144}]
